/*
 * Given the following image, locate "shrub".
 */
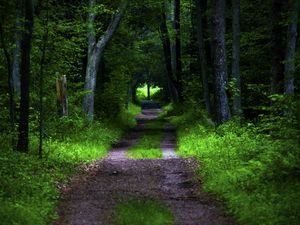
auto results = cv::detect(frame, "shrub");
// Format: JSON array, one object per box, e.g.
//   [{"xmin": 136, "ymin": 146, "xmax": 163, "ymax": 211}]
[{"xmin": 172, "ymin": 108, "xmax": 300, "ymax": 225}]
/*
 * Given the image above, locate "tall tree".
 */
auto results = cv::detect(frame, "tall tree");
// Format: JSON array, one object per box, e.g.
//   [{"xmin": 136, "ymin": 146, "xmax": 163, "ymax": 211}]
[
  {"xmin": 284, "ymin": 0, "xmax": 299, "ymax": 95},
  {"xmin": 174, "ymin": 0, "xmax": 183, "ymax": 101},
  {"xmin": 195, "ymin": 0, "xmax": 211, "ymax": 117},
  {"xmin": 270, "ymin": 0, "xmax": 284, "ymax": 95},
  {"xmin": 232, "ymin": 0, "xmax": 242, "ymax": 116},
  {"xmin": 38, "ymin": 0, "xmax": 49, "ymax": 159},
  {"xmin": 17, "ymin": 0, "xmax": 34, "ymax": 152},
  {"xmin": 212, "ymin": 0, "xmax": 231, "ymax": 123},
  {"xmin": 83, "ymin": 0, "xmax": 128, "ymax": 121},
  {"xmin": 12, "ymin": 3, "xmax": 22, "ymax": 95},
  {"xmin": 0, "ymin": 20, "xmax": 16, "ymax": 148},
  {"xmin": 160, "ymin": 7, "xmax": 178, "ymax": 102}
]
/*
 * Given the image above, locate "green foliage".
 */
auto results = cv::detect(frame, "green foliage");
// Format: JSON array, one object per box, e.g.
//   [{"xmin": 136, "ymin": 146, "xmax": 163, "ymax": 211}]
[
  {"xmin": 171, "ymin": 108, "xmax": 300, "ymax": 225},
  {"xmin": 0, "ymin": 107, "xmax": 137, "ymax": 224},
  {"xmin": 127, "ymin": 103, "xmax": 142, "ymax": 116},
  {"xmin": 111, "ymin": 198, "xmax": 174, "ymax": 225},
  {"xmin": 136, "ymin": 84, "xmax": 162, "ymax": 102},
  {"xmin": 0, "ymin": 149, "xmax": 59, "ymax": 225}
]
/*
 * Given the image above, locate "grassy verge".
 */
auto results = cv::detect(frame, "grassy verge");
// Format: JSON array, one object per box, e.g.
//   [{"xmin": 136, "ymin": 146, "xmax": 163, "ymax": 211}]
[
  {"xmin": 0, "ymin": 104, "xmax": 140, "ymax": 225},
  {"xmin": 165, "ymin": 104, "xmax": 300, "ymax": 225},
  {"xmin": 127, "ymin": 120, "xmax": 164, "ymax": 159},
  {"xmin": 110, "ymin": 198, "xmax": 174, "ymax": 225}
]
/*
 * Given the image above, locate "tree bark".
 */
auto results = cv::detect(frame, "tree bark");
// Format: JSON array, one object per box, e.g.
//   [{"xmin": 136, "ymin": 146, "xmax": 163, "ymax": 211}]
[
  {"xmin": 284, "ymin": 0, "xmax": 299, "ymax": 95},
  {"xmin": 38, "ymin": 0, "xmax": 49, "ymax": 159},
  {"xmin": 56, "ymin": 75, "xmax": 68, "ymax": 117},
  {"xmin": 174, "ymin": 0, "xmax": 183, "ymax": 101},
  {"xmin": 17, "ymin": 0, "xmax": 34, "ymax": 153},
  {"xmin": 83, "ymin": 0, "xmax": 128, "ymax": 121},
  {"xmin": 0, "ymin": 20, "xmax": 16, "ymax": 149},
  {"xmin": 212, "ymin": 0, "xmax": 231, "ymax": 124},
  {"xmin": 195, "ymin": 0, "xmax": 211, "ymax": 117},
  {"xmin": 147, "ymin": 72, "xmax": 151, "ymax": 100},
  {"xmin": 270, "ymin": 0, "xmax": 284, "ymax": 95},
  {"xmin": 147, "ymin": 83, "xmax": 151, "ymax": 100},
  {"xmin": 232, "ymin": 0, "xmax": 242, "ymax": 116},
  {"xmin": 160, "ymin": 9, "xmax": 178, "ymax": 102},
  {"xmin": 12, "ymin": 4, "xmax": 22, "ymax": 95}
]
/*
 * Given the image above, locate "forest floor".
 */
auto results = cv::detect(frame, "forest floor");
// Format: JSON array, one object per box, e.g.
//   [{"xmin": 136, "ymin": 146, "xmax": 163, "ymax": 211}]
[{"xmin": 52, "ymin": 101, "xmax": 236, "ymax": 225}]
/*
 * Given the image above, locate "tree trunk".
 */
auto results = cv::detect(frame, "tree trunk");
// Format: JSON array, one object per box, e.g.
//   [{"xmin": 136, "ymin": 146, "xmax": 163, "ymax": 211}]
[
  {"xmin": 232, "ymin": 0, "xmax": 242, "ymax": 116},
  {"xmin": 147, "ymin": 72, "xmax": 151, "ymax": 100},
  {"xmin": 195, "ymin": 0, "xmax": 211, "ymax": 117},
  {"xmin": 17, "ymin": 0, "xmax": 34, "ymax": 153},
  {"xmin": 212, "ymin": 0, "xmax": 231, "ymax": 124},
  {"xmin": 160, "ymin": 9, "xmax": 178, "ymax": 102},
  {"xmin": 174, "ymin": 0, "xmax": 183, "ymax": 101},
  {"xmin": 83, "ymin": 0, "xmax": 128, "ymax": 121},
  {"xmin": 0, "ymin": 20, "xmax": 16, "ymax": 149},
  {"xmin": 284, "ymin": 0, "xmax": 299, "ymax": 95},
  {"xmin": 39, "ymin": 0, "xmax": 49, "ymax": 159},
  {"xmin": 270, "ymin": 0, "xmax": 284, "ymax": 95},
  {"xmin": 12, "ymin": 4, "xmax": 22, "ymax": 95},
  {"xmin": 147, "ymin": 83, "xmax": 150, "ymax": 100},
  {"xmin": 56, "ymin": 75, "xmax": 68, "ymax": 117}
]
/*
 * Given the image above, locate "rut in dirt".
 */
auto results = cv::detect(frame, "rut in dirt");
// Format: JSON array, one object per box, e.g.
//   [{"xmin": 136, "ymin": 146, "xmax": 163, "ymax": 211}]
[{"xmin": 52, "ymin": 101, "xmax": 236, "ymax": 225}]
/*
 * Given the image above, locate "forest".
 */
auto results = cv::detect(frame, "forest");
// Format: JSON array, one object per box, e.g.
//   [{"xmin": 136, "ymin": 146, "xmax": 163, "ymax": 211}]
[{"xmin": 0, "ymin": 0, "xmax": 299, "ymax": 224}]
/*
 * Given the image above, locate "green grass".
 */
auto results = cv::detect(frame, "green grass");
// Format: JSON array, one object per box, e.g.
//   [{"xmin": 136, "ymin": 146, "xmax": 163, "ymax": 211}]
[
  {"xmin": 127, "ymin": 147, "xmax": 162, "ymax": 159},
  {"xmin": 127, "ymin": 132, "xmax": 163, "ymax": 159},
  {"xmin": 127, "ymin": 121, "xmax": 164, "ymax": 159},
  {"xmin": 0, "ymin": 109, "xmax": 136, "ymax": 225},
  {"xmin": 111, "ymin": 199, "xmax": 174, "ymax": 225},
  {"xmin": 127, "ymin": 103, "xmax": 142, "ymax": 116},
  {"xmin": 168, "ymin": 105, "xmax": 300, "ymax": 225}
]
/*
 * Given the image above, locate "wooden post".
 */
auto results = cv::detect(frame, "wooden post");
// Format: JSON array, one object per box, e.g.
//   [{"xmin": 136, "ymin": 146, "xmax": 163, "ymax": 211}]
[{"xmin": 56, "ymin": 75, "xmax": 68, "ymax": 117}]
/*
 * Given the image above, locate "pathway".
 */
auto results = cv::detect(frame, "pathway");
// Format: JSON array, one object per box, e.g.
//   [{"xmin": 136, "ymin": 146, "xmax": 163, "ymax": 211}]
[{"xmin": 52, "ymin": 102, "xmax": 236, "ymax": 225}]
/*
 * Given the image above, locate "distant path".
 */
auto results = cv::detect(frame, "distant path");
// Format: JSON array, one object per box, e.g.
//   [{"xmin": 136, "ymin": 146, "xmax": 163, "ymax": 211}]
[{"xmin": 52, "ymin": 101, "xmax": 236, "ymax": 225}]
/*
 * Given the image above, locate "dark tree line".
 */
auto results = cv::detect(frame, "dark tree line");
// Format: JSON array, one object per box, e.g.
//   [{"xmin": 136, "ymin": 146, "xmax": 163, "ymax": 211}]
[{"xmin": 0, "ymin": 0, "xmax": 299, "ymax": 152}]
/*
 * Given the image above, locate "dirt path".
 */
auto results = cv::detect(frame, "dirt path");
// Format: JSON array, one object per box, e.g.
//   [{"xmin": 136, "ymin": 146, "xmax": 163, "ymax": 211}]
[{"xmin": 52, "ymin": 104, "xmax": 236, "ymax": 225}]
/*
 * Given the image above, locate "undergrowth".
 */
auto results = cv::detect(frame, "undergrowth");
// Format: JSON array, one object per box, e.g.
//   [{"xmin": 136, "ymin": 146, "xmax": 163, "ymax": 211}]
[
  {"xmin": 0, "ymin": 103, "xmax": 140, "ymax": 225},
  {"xmin": 166, "ymin": 103, "xmax": 300, "ymax": 225}
]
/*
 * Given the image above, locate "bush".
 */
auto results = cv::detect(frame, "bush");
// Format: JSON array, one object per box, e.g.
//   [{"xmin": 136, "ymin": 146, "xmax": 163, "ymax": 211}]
[
  {"xmin": 0, "ymin": 106, "xmax": 138, "ymax": 224},
  {"xmin": 172, "ymin": 109, "xmax": 300, "ymax": 225}
]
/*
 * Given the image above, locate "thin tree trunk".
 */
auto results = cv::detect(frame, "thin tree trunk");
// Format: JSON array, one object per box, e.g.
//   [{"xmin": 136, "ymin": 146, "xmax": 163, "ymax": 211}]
[
  {"xmin": 270, "ymin": 0, "xmax": 284, "ymax": 95},
  {"xmin": 83, "ymin": 0, "xmax": 128, "ymax": 121},
  {"xmin": 147, "ymin": 71, "xmax": 151, "ymax": 100},
  {"xmin": 56, "ymin": 75, "xmax": 68, "ymax": 116},
  {"xmin": 174, "ymin": 0, "xmax": 183, "ymax": 101},
  {"xmin": 147, "ymin": 83, "xmax": 151, "ymax": 100},
  {"xmin": 232, "ymin": 0, "xmax": 242, "ymax": 116},
  {"xmin": 284, "ymin": 0, "xmax": 299, "ymax": 95},
  {"xmin": 12, "ymin": 4, "xmax": 22, "ymax": 95},
  {"xmin": 0, "ymin": 20, "xmax": 16, "ymax": 149},
  {"xmin": 195, "ymin": 0, "xmax": 211, "ymax": 117},
  {"xmin": 38, "ymin": 0, "xmax": 49, "ymax": 159},
  {"xmin": 17, "ymin": 0, "xmax": 34, "ymax": 153},
  {"xmin": 212, "ymin": 0, "xmax": 231, "ymax": 124},
  {"xmin": 160, "ymin": 10, "xmax": 178, "ymax": 102}
]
